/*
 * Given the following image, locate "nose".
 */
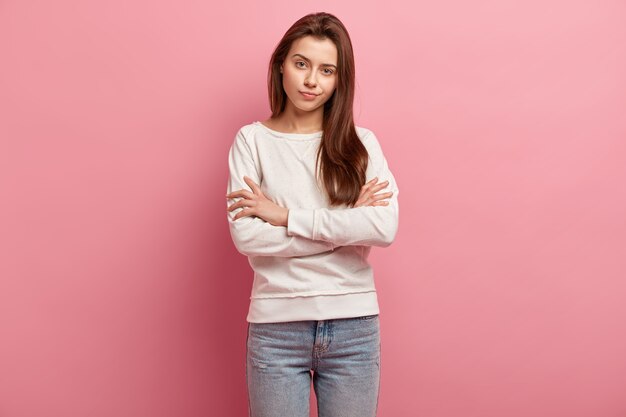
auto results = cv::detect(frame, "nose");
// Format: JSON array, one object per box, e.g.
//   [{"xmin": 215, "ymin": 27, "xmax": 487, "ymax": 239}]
[{"xmin": 304, "ymin": 72, "xmax": 317, "ymax": 88}]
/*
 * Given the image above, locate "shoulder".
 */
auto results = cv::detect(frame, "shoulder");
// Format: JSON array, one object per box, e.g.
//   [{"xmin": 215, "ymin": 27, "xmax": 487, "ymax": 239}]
[
  {"xmin": 354, "ymin": 125, "xmax": 384, "ymax": 154},
  {"xmin": 230, "ymin": 122, "xmax": 268, "ymax": 151},
  {"xmin": 228, "ymin": 123, "xmax": 265, "ymax": 160},
  {"xmin": 355, "ymin": 125, "xmax": 383, "ymax": 145},
  {"xmin": 234, "ymin": 121, "xmax": 263, "ymax": 140},
  {"xmin": 355, "ymin": 125, "xmax": 374, "ymax": 140}
]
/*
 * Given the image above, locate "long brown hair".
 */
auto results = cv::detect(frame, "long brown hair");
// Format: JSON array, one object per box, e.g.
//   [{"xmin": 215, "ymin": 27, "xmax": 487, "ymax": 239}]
[{"xmin": 267, "ymin": 12, "xmax": 368, "ymax": 207}]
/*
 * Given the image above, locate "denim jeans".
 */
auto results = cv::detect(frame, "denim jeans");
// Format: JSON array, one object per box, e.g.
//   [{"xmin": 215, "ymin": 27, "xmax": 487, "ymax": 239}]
[{"xmin": 246, "ymin": 315, "xmax": 381, "ymax": 417}]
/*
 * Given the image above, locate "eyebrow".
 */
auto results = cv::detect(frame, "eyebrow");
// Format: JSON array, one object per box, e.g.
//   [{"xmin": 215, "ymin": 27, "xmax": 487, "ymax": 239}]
[{"xmin": 291, "ymin": 53, "xmax": 337, "ymax": 69}]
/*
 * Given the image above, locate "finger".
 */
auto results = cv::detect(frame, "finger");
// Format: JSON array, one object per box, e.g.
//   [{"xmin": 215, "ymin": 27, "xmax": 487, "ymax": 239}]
[
  {"xmin": 227, "ymin": 189, "xmax": 255, "ymax": 200},
  {"xmin": 362, "ymin": 191, "xmax": 393, "ymax": 207},
  {"xmin": 370, "ymin": 191, "xmax": 393, "ymax": 202},
  {"xmin": 370, "ymin": 180, "xmax": 390, "ymax": 193},
  {"xmin": 243, "ymin": 176, "xmax": 262, "ymax": 194},
  {"xmin": 360, "ymin": 177, "xmax": 379, "ymax": 192},
  {"xmin": 359, "ymin": 183, "xmax": 389, "ymax": 202},
  {"xmin": 233, "ymin": 207, "xmax": 255, "ymax": 221},
  {"xmin": 354, "ymin": 194, "xmax": 370, "ymax": 206},
  {"xmin": 227, "ymin": 189, "xmax": 244, "ymax": 198},
  {"xmin": 228, "ymin": 199, "xmax": 255, "ymax": 212}
]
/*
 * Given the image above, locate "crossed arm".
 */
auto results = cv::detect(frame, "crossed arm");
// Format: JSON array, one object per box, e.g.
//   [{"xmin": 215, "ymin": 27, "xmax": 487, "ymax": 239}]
[{"xmin": 225, "ymin": 129, "xmax": 399, "ymax": 257}]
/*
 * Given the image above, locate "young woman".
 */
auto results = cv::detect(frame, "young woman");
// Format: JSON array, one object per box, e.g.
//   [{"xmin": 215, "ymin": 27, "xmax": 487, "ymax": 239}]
[{"xmin": 225, "ymin": 12, "xmax": 399, "ymax": 417}]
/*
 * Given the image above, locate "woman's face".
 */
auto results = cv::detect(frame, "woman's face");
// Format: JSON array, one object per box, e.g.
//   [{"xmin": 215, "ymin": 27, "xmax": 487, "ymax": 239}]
[{"xmin": 280, "ymin": 35, "xmax": 338, "ymax": 114}]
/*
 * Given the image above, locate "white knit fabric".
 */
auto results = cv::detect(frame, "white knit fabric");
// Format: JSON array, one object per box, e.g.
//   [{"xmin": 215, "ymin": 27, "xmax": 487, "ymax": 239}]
[{"xmin": 226, "ymin": 121, "xmax": 399, "ymax": 323}]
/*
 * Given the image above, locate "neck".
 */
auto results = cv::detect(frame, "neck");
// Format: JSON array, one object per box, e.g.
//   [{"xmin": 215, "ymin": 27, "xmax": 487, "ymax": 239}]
[{"xmin": 274, "ymin": 103, "xmax": 324, "ymax": 133}]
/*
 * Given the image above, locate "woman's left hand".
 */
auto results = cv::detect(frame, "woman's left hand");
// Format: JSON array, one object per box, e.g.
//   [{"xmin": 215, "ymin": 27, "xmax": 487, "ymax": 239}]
[{"xmin": 226, "ymin": 176, "xmax": 289, "ymax": 227}]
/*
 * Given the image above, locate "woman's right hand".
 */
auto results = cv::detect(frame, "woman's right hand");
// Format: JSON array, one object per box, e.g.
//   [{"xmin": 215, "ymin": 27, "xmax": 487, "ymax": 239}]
[{"xmin": 354, "ymin": 177, "xmax": 394, "ymax": 208}]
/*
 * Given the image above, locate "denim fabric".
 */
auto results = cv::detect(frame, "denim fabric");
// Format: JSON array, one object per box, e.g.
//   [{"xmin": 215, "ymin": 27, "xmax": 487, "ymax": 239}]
[{"xmin": 246, "ymin": 315, "xmax": 381, "ymax": 417}]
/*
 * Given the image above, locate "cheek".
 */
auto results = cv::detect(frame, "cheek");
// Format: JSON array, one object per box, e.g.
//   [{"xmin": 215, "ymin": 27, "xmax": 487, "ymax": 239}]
[
  {"xmin": 281, "ymin": 73, "xmax": 292, "ymax": 94},
  {"xmin": 282, "ymin": 68, "xmax": 299, "ymax": 85},
  {"xmin": 323, "ymin": 79, "xmax": 337, "ymax": 94}
]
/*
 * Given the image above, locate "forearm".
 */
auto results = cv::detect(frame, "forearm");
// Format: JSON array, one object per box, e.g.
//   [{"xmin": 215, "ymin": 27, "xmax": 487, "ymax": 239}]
[
  {"xmin": 286, "ymin": 129, "xmax": 400, "ymax": 247},
  {"xmin": 286, "ymin": 203, "xmax": 399, "ymax": 247},
  {"xmin": 228, "ymin": 206, "xmax": 334, "ymax": 257}
]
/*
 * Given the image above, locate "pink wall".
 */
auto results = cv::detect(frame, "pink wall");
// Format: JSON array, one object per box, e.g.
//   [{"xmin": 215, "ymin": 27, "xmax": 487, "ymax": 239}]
[{"xmin": 1, "ymin": 1, "xmax": 625, "ymax": 416}]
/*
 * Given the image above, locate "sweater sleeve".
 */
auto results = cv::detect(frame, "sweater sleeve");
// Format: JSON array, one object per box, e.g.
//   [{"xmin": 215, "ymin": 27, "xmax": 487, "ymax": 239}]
[
  {"xmin": 286, "ymin": 130, "xmax": 399, "ymax": 247},
  {"xmin": 226, "ymin": 128, "xmax": 335, "ymax": 257}
]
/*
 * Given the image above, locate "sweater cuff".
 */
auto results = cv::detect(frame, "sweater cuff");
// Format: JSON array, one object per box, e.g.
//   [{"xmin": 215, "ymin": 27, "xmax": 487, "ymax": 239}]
[
  {"xmin": 287, "ymin": 208, "xmax": 315, "ymax": 240},
  {"xmin": 287, "ymin": 208, "xmax": 335, "ymax": 251}
]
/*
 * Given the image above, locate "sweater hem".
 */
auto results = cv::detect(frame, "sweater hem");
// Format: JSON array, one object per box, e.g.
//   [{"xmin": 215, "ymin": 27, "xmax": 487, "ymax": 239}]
[{"xmin": 246, "ymin": 290, "xmax": 379, "ymax": 323}]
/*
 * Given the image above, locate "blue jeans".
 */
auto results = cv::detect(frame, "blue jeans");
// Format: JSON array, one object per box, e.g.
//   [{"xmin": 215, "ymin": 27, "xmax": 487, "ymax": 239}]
[{"xmin": 246, "ymin": 315, "xmax": 381, "ymax": 417}]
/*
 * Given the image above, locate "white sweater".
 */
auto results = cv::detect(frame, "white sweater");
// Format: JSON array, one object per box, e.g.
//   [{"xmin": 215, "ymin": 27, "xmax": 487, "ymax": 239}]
[{"xmin": 226, "ymin": 121, "xmax": 399, "ymax": 323}]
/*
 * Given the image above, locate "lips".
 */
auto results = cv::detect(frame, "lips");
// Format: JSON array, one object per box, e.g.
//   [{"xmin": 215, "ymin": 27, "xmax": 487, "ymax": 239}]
[{"xmin": 300, "ymin": 91, "xmax": 318, "ymax": 99}]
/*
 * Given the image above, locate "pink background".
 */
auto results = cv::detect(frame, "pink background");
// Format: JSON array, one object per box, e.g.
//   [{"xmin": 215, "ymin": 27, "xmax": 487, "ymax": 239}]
[{"xmin": 1, "ymin": 1, "xmax": 625, "ymax": 416}]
